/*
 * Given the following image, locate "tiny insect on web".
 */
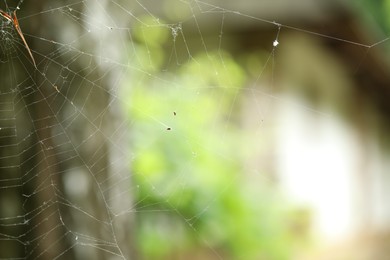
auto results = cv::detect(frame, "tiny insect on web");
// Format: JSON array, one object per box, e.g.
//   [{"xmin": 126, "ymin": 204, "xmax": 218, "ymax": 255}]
[{"xmin": 0, "ymin": 7, "xmax": 36, "ymax": 68}]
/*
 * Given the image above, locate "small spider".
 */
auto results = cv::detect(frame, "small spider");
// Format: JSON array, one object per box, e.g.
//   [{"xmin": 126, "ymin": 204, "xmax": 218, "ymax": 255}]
[{"xmin": 0, "ymin": 8, "xmax": 36, "ymax": 68}]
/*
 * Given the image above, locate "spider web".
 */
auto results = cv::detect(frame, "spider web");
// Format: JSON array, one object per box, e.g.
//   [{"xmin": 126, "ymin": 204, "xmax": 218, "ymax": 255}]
[{"xmin": 0, "ymin": 0, "xmax": 389, "ymax": 259}]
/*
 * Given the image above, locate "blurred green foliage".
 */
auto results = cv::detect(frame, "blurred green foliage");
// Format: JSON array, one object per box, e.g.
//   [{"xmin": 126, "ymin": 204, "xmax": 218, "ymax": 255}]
[
  {"xmin": 355, "ymin": 0, "xmax": 390, "ymax": 37},
  {"xmin": 122, "ymin": 16, "xmax": 307, "ymax": 260}
]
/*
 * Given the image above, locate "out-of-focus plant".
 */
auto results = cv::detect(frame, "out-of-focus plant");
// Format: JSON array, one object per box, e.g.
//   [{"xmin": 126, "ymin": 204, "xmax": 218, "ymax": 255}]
[
  {"xmin": 122, "ymin": 16, "xmax": 308, "ymax": 260},
  {"xmin": 355, "ymin": 1, "xmax": 390, "ymax": 40}
]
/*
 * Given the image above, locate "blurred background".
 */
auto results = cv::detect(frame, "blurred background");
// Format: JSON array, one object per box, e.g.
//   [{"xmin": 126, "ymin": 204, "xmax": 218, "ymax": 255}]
[{"xmin": 0, "ymin": 0, "xmax": 390, "ymax": 259}]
